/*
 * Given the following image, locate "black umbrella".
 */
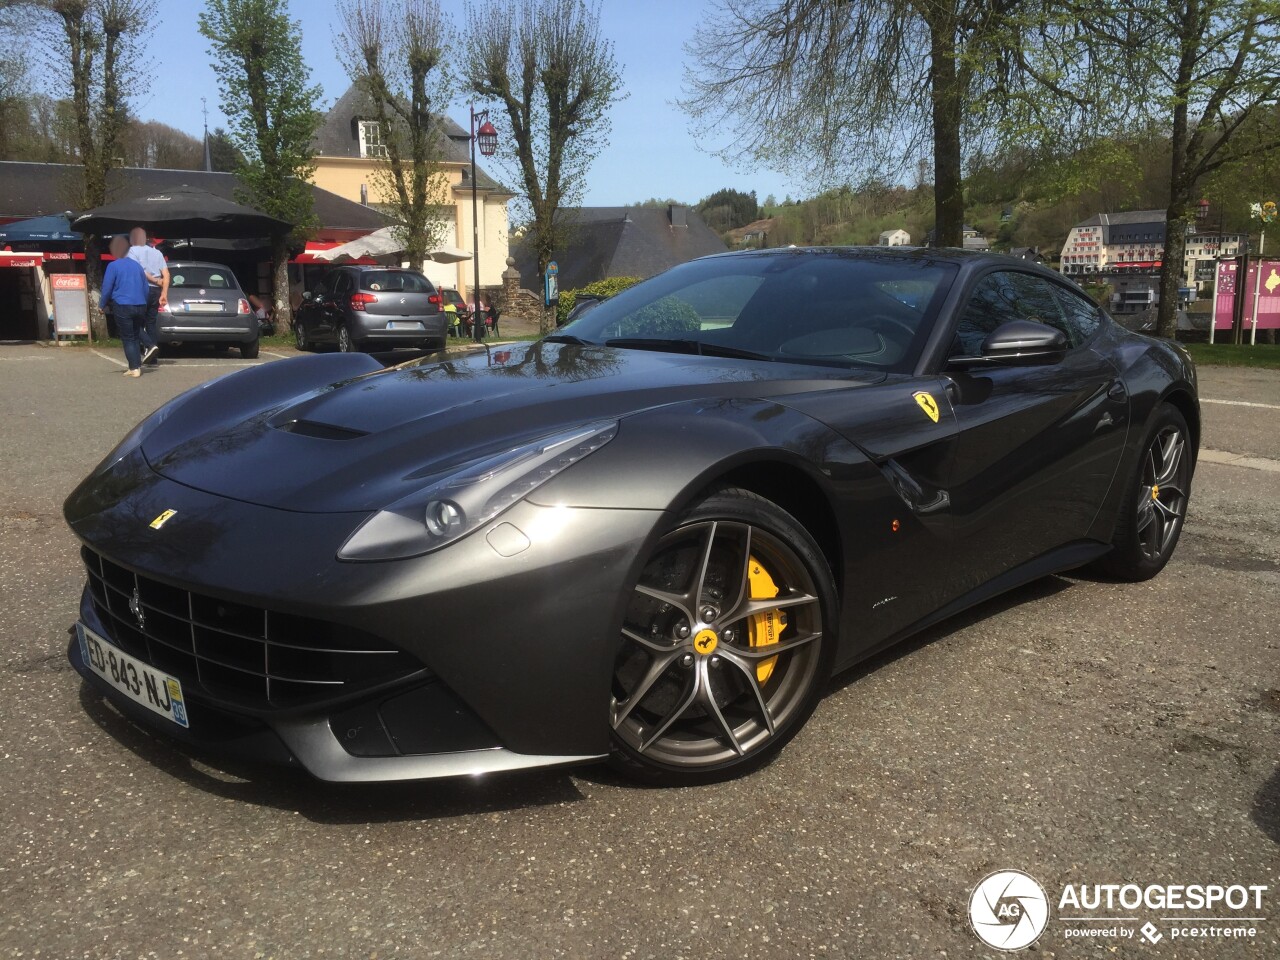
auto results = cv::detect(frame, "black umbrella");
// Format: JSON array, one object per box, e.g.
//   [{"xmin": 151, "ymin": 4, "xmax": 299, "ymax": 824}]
[{"xmin": 71, "ymin": 186, "xmax": 292, "ymax": 239}]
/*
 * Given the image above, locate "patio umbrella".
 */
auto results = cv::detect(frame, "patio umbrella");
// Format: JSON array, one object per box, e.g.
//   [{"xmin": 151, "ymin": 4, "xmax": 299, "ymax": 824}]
[
  {"xmin": 313, "ymin": 228, "xmax": 474, "ymax": 264},
  {"xmin": 427, "ymin": 244, "xmax": 473, "ymax": 264},
  {"xmin": 0, "ymin": 214, "xmax": 81, "ymax": 248},
  {"xmin": 71, "ymin": 186, "xmax": 292, "ymax": 239}
]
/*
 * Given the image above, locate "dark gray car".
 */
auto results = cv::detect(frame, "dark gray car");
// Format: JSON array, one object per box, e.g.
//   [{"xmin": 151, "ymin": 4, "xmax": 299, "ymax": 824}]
[
  {"xmin": 158, "ymin": 261, "xmax": 259, "ymax": 358},
  {"xmin": 294, "ymin": 266, "xmax": 447, "ymax": 353}
]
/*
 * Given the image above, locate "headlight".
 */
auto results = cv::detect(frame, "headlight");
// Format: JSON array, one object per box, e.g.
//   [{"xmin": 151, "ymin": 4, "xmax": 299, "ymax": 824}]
[{"xmin": 337, "ymin": 421, "xmax": 619, "ymax": 561}]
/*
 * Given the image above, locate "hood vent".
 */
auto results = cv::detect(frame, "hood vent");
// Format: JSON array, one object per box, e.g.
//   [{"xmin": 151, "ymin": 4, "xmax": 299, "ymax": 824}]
[{"xmin": 277, "ymin": 419, "xmax": 370, "ymax": 441}]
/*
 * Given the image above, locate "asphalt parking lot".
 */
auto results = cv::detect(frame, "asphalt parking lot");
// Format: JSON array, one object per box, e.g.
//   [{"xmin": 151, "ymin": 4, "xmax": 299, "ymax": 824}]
[{"xmin": 1, "ymin": 343, "xmax": 1276, "ymax": 959}]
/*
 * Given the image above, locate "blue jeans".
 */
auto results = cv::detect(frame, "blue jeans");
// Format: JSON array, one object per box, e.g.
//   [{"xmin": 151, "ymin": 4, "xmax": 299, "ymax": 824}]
[{"xmin": 114, "ymin": 303, "xmax": 154, "ymax": 370}]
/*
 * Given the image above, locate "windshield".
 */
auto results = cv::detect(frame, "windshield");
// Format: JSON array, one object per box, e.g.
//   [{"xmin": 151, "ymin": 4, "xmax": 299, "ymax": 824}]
[
  {"xmin": 555, "ymin": 250, "xmax": 956, "ymax": 371},
  {"xmin": 169, "ymin": 267, "xmax": 240, "ymax": 289}
]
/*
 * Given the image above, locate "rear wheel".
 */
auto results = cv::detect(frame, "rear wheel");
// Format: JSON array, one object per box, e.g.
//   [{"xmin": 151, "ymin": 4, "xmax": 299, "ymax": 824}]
[
  {"xmin": 336, "ymin": 324, "xmax": 361, "ymax": 353},
  {"xmin": 609, "ymin": 488, "xmax": 836, "ymax": 785},
  {"xmin": 240, "ymin": 337, "xmax": 260, "ymax": 359},
  {"xmin": 1096, "ymin": 403, "xmax": 1192, "ymax": 581}
]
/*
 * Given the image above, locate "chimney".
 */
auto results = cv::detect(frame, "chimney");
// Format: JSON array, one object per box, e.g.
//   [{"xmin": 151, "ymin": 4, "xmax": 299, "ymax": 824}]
[{"xmin": 668, "ymin": 204, "xmax": 687, "ymax": 228}]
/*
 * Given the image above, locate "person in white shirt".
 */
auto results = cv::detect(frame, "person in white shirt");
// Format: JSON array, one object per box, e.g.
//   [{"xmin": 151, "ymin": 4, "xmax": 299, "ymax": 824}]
[{"xmin": 127, "ymin": 226, "xmax": 169, "ymax": 364}]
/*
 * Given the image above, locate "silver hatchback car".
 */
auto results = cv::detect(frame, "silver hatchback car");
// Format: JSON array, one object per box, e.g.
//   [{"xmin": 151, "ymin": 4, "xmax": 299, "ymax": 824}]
[
  {"xmin": 294, "ymin": 266, "xmax": 448, "ymax": 353},
  {"xmin": 158, "ymin": 261, "xmax": 260, "ymax": 358}
]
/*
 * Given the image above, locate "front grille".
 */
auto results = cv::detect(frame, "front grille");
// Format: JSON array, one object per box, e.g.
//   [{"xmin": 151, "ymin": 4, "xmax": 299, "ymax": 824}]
[{"xmin": 81, "ymin": 546, "xmax": 420, "ymax": 708}]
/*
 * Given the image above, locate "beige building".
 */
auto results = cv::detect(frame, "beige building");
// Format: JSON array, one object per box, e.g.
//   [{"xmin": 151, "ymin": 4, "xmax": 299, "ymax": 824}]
[{"xmin": 312, "ymin": 87, "xmax": 514, "ymax": 296}]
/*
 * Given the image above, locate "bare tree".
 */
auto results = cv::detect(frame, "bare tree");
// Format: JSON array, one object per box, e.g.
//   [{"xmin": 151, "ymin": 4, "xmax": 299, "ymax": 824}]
[
  {"xmin": 336, "ymin": 0, "xmax": 452, "ymax": 267},
  {"xmin": 1082, "ymin": 0, "xmax": 1280, "ymax": 339},
  {"xmin": 38, "ymin": 0, "xmax": 152, "ymax": 336},
  {"xmin": 463, "ymin": 0, "xmax": 624, "ymax": 333},
  {"xmin": 681, "ymin": 1, "xmax": 1106, "ymax": 249}
]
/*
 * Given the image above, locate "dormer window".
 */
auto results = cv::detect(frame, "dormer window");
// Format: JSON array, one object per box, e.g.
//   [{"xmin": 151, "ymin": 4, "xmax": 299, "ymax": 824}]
[{"xmin": 358, "ymin": 120, "xmax": 387, "ymax": 159}]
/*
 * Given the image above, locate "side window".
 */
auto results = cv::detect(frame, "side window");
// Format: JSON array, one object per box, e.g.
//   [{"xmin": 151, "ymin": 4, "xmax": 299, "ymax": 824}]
[
  {"xmin": 1004, "ymin": 272, "xmax": 1074, "ymax": 346},
  {"xmin": 335, "ymin": 273, "xmax": 354, "ymax": 296},
  {"xmin": 953, "ymin": 273, "xmax": 1022, "ymax": 355},
  {"xmin": 316, "ymin": 273, "xmax": 338, "ymax": 298},
  {"xmin": 1051, "ymin": 286, "xmax": 1103, "ymax": 346}
]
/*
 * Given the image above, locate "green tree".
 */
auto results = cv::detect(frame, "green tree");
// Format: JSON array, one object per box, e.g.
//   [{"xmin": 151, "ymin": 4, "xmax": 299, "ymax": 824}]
[
  {"xmin": 463, "ymin": 0, "xmax": 625, "ymax": 333},
  {"xmin": 696, "ymin": 187, "xmax": 758, "ymax": 232},
  {"xmin": 207, "ymin": 127, "xmax": 244, "ymax": 172},
  {"xmin": 198, "ymin": 0, "xmax": 321, "ymax": 328},
  {"xmin": 681, "ymin": 1, "xmax": 1105, "ymax": 248},
  {"xmin": 336, "ymin": 0, "xmax": 452, "ymax": 267}
]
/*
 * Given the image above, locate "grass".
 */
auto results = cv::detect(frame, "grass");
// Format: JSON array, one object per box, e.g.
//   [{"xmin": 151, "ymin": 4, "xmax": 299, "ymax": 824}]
[{"xmin": 1184, "ymin": 342, "xmax": 1280, "ymax": 370}]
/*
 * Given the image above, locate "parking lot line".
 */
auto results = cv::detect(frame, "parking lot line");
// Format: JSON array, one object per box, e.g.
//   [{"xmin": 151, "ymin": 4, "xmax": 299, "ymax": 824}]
[
  {"xmin": 90, "ymin": 349, "xmax": 126, "ymax": 368},
  {"xmin": 1201, "ymin": 397, "xmax": 1280, "ymax": 411}
]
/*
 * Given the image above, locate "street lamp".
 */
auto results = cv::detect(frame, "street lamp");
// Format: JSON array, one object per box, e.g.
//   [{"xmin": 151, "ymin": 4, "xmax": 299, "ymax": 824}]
[{"xmin": 469, "ymin": 106, "xmax": 498, "ymax": 342}]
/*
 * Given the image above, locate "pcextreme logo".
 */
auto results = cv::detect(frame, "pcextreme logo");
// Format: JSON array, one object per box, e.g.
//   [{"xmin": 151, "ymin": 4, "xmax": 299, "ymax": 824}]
[{"xmin": 968, "ymin": 871, "xmax": 1268, "ymax": 950}]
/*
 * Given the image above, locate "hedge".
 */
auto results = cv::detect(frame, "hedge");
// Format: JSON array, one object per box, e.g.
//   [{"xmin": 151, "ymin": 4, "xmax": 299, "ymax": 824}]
[{"xmin": 556, "ymin": 276, "xmax": 701, "ymax": 336}]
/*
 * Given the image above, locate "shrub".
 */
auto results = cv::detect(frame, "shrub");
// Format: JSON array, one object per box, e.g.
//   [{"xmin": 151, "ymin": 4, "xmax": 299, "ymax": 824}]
[{"xmin": 557, "ymin": 276, "xmax": 643, "ymax": 325}]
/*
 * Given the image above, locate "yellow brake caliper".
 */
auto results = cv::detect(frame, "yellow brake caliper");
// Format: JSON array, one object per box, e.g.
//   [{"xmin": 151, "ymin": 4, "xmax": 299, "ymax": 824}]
[{"xmin": 746, "ymin": 557, "xmax": 787, "ymax": 684}]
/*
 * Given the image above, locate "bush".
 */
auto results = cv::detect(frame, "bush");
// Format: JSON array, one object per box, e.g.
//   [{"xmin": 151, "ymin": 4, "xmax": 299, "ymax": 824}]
[{"xmin": 557, "ymin": 276, "xmax": 643, "ymax": 325}]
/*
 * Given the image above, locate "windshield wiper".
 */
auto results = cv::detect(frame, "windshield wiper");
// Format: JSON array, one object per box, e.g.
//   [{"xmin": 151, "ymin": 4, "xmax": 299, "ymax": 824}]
[
  {"xmin": 543, "ymin": 334, "xmax": 594, "ymax": 345},
  {"xmin": 603, "ymin": 338, "xmax": 773, "ymax": 362}
]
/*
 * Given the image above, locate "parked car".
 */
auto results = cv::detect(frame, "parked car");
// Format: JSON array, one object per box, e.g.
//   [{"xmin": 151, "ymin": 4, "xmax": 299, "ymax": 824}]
[
  {"xmin": 294, "ymin": 266, "xmax": 447, "ymax": 353},
  {"xmin": 157, "ymin": 261, "xmax": 259, "ymax": 359},
  {"xmin": 438, "ymin": 287, "xmax": 471, "ymax": 336},
  {"xmin": 65, "ymin": 248, "xmax": 1198, "ymax": 787}
]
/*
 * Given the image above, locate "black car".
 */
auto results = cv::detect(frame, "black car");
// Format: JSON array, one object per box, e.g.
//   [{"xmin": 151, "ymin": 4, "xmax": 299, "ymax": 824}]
[
  {"xmin": 157, "ymin": 261, "xmax": 259, "ymax": 358},
  {"xmin": 294, "ymin": 265, "xmax": 448, "ymax": 353},
  {"xmin": 65, "ymin": 248, "xmax": 1197, "ymax": 786}
]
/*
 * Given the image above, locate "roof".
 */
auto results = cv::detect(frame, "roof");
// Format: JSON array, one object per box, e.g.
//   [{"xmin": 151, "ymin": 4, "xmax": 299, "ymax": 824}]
[
  {"xmin": 316, "ymin": 85, "xmax": 508, "ymax": 193},
  {"xmin": 1075, "ymin": 210, "xmax": 1168, "ymax": 246},
  {"xmin": 879, "ymin": 228, "xmax": 909, "ymax": 237},
  {"xmin": 512, "ymin": 206, "xmax": 728, "ymax": 290},
  {"xmin": 0, "ymin": 161, "xmax": 388, "ymax": 236}
]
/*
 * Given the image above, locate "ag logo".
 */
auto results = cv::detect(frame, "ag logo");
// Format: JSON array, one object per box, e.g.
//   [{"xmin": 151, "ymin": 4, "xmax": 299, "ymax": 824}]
[
  {"xmin": 913, "ymin": 390, "xmax": 940, "ymax": 423},
  {"xmin": 968, "ymin": 869, "xmax": 1049, "ymax": 951}
]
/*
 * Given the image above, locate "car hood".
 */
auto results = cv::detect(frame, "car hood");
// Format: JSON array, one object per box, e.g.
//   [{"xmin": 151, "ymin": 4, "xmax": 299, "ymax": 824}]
[{"xmin": 143, "ymin": 342, "xmax": 883, "ymax": 512}]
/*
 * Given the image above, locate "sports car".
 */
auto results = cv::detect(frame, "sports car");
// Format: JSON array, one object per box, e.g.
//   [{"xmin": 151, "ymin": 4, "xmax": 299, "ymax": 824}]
[{"xmin": 64, "ymin": 248, "xmax": 1198, "ymax": 786}]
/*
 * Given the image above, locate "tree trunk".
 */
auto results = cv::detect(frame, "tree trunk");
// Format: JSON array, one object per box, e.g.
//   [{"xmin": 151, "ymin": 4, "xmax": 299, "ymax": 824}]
[
  {"xmin": 84, "ymin": 234, "xmax": 108, "ymax": 340},
  {"xmin": 1156, "ymin": 207, "xmax": 1189, "ymax": 339},
  {"xmin": 928, "ymin": 16, "xmax": 964, "ymax": 248},
  {"xmin": 271, "ymin": 236, "xmax": 293, "ymax": 330}
]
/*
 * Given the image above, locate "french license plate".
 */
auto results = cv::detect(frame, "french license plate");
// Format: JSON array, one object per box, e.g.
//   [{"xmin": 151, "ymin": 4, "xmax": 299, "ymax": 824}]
[
  {"xmin": 184, "ymin": 302, "xmax": 223, "ymax": 313},
  {"xmin": 387, "ymin": 321, "xmax": 424, "ymax": 330},
  {"xmin": 77, "ymin": 623, "xmax": 189, "ymax": 728}
]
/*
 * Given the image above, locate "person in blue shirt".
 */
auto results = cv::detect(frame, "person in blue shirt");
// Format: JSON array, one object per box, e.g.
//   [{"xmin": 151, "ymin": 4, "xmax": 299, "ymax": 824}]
[{"xmin": 100, "ymin": 235, "xmax": 159, "ymax": 377}]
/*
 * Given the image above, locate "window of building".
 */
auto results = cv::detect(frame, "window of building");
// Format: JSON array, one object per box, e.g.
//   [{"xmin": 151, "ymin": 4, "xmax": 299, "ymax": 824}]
[{"xmin": 358, "ymin": 120, "xmax": 387, "ymax": 159}]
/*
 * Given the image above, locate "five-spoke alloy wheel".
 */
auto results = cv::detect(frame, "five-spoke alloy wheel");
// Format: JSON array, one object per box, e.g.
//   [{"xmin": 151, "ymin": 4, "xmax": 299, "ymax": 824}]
[
  {"xmin": 1098, "ymin": 402, "xmax": 1193, "ymax": 581},
  {"xmin": 609, "ymin": 488, "xmax": 836, "ymax": 785}
]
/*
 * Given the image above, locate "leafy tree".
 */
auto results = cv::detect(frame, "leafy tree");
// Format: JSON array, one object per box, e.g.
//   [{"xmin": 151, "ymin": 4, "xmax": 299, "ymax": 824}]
[
  {"xmin": 207, "ymin": 127, "xmax": 244, "ymax": 172},
  {"xmin": 681, "ymin": 1, "xmax": 1105, "ymax": 248},
  {"xmin": 336, "ymin": 0, "xmax": 452, "ymax": 268},
  {"xmin": 463, "ymin": 0, "xmax": 625, "ymax": 333},
  {"xmin": 696, "ymin": 187, "xmax": 758, "ymax": 232},
  {"xmin": 122, "ymin": 119, "xmax": 203, "ymax": 169},
  {"xmin": 198, "ymin": 0, "xmax": 321, "ymax": 328}
]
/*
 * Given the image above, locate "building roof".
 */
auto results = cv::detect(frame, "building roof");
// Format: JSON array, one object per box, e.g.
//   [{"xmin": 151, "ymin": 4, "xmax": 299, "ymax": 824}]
[
  {"xmin": 513, "ymin": 205, "xmax": 728, "ymax": 290},
  {"xmin": 0, "ymin": 161, "xmax": 388, "ymax": 238},
  {"xmin": 316, "ymin": 85, "xmax": 508, "ymax": 194},
  {"xmin": 879, "ymin": 228, "xmax": 909, "ymax": 238},
  {"xmin": 1074, "ymin": 210, "xmax": 1167, "ymax": 246}
]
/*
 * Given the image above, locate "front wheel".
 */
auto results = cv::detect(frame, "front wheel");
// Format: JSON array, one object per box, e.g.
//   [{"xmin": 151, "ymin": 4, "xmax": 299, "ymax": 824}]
[
  {"xmin": 295, "ymin": 323, "xmax": 312, "ymax": 352},
  {"xmin": 609, "ymin": 488, "xmax": 836, "ymax": 785},
  {"xmin": 1095, "ymin": 402, "xmax": 1193, "ymax": 581}
]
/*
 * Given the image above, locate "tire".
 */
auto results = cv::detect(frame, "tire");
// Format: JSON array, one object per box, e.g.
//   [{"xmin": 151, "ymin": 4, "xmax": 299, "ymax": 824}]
[
  {"xmin": 1095, "ymin": 402, "xmax": 1193, "ymax": 581},
  {"xmin": 240, "ymin": 337, "xmax": 260, "ymax": 359},
  {"xmin": 295, "ymin": 323, "xmax": 312, "ymax": 352},
  {"xmin": 608, "ymin": 487, "xmax": 837, "ymax": 785},
  {"xmin": 336, "ymin": 324, "xmax": 361, "ymax": 353}
]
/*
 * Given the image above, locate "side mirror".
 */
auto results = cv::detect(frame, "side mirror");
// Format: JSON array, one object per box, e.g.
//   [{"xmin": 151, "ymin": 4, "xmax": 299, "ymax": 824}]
[{"xmin": 951, "ymin": 320, "xmax": 1067, "ymax": 367}]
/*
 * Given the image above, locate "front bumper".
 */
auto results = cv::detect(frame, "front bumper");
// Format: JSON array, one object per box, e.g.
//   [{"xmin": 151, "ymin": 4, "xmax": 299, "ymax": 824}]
[{"xmin": 65, "ymin": 449, "xmax": 666, "ymax": 781}]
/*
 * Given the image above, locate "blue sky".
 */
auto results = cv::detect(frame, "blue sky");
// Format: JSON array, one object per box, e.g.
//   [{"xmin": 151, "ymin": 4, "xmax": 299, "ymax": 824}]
[{"xmin": 137, "ymin": 0, "xmax": 798, "ymax": 207}]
